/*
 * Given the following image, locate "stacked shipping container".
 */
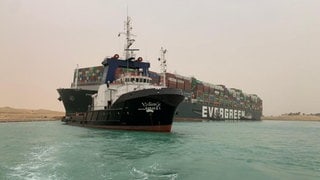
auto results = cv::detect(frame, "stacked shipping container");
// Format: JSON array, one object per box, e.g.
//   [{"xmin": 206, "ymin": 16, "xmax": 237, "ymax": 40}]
[
  {"xmin": 72, "ymin": 66, "xmax": 262, "ymax": 114},
  {"xmin": 154, "ymin": 72, "xmax": 263, "ymax": 113}
]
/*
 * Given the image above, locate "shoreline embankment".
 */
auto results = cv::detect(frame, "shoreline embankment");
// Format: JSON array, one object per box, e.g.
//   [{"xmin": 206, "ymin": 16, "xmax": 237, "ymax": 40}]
[{"xmin": 0, "ymin": 107, "xmax": 64, "ymax": 123}]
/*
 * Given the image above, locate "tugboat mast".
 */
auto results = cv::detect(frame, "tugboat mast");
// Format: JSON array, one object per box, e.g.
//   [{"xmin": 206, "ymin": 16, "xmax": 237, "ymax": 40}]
[
  {"xmin": 119, "ymin": 16, "xmax": 139, "ymax": 60},
  {"xmin": 159, "ymin": 47, "xmax": 167, "ymax": 87}
]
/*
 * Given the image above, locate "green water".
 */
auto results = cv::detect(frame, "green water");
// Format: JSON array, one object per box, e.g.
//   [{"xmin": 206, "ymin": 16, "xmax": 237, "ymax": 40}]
[{"xmin": 0, "ymin": 121, "xmax": 319, "ymax": 180}]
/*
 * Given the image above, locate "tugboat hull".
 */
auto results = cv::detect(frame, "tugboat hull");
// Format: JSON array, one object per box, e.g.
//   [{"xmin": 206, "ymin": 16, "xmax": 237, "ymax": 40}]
[{"xmin": 64, "ymin": 88, "xmax": 184, "ymax": 132}]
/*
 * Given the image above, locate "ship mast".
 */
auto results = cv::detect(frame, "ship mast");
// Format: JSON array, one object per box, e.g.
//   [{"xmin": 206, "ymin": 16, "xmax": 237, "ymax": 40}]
[
  {"xmin": 74, "ymin": 64, "xmax": 79, "ymax": 89},
  {"xmin": 159, "ymin": 47, "xmax": 167, "ymax": 87},
  {"xmin": 119, "ymin": 16, "xmax": 139, "ymax": 60},
  {"xmin": 118, "ymin": 16, "xmax": 140, "ymax": 93}
]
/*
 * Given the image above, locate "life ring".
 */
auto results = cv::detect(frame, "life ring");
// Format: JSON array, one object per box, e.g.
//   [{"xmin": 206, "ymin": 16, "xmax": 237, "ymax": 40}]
[
  {"xmin": 113, "ymin": 54, "xmax": 119, "ymax": 59},
  {"xmin": 137, "ymin": 57, "xmax": 143, "ymax": 62}
]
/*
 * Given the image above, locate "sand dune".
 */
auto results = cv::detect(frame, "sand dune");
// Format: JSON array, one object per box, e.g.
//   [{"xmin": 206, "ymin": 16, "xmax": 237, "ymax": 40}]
[{"xmin": 0, "ymin": 107, "xmax": 64, "ymax": 122}]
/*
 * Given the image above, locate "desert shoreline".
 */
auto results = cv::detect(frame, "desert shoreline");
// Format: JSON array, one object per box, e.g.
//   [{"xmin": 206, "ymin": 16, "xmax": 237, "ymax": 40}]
[
  {"xmin": 262, "ymin": 115, "xmax": 320, "ymax": 121},
  {"xmin": 0, "ymin": 107, "xmax": 64, "ymax": 123}
]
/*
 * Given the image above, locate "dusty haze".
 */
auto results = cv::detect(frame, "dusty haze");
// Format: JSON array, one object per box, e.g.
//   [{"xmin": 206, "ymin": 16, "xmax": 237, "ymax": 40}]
[{"xmin": 1, "ymin": 0, "xmax": 319, "ymax": 116}]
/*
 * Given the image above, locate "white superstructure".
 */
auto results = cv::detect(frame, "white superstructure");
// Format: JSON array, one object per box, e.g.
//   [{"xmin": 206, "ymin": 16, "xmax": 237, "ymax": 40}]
[{"xmin": 92, "ymin": 74, "xmax": 160, "ymax": 110}]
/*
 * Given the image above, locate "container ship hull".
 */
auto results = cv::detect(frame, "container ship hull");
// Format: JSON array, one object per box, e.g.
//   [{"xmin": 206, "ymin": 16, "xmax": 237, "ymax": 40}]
[
  {"xmin": 57, "ymin": 88, "xmax": 96, "ymax": 117},
  {"xmin": 175, "ymin": 101, "xmax": 262, "ymax": 121}
]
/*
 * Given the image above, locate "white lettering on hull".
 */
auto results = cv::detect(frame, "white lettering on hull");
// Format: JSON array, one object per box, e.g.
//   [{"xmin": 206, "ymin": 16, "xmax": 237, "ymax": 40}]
[
  {"xmin": 225, "ymin": 109, "xmax": 229, "ymax": 119},
  {"xmin": 202, "ymin": 106, "xmax": 207, "ymax": 118},
  {"xmin": 138, "ymin": 102, "xmax": 161, "ymax": 113},
  {"xmin": 208, "ymin": 106, "xmax": 214, "ymax": 118},
  {"xmin": 201, "ymin": 106, "xmax": 245, "ymax": 120},
  {"xmin": 229, "ymin": 109, "xmax": 233, "ymax": 119}
]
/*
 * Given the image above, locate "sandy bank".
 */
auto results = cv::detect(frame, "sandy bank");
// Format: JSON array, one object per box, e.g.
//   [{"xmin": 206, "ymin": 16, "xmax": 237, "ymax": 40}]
[
  {"xmin": 262, "ymin": 115, "xmax": 320, "ymax": 121},
  {"xmin": 0, "ymin": 107, "xmax": 64, "ymax": 122}
]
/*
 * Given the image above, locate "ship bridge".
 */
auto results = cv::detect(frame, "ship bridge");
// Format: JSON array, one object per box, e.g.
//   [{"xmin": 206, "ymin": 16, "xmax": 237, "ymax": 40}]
[
  {"xmin": 101, "ymin": 56, "xmax": 150, "ymax": 84},
  {"xmin": 119, "ymin": 75, "xmax": 152, "ymax": 85}
]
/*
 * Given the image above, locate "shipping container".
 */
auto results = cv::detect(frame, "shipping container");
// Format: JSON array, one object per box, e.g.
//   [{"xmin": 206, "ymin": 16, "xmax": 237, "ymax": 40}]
[
  {"xmin": 203, "ymin": 85, "xmax": 210, "ymax": 93},
  {"xmin": 196, "ymin": 83, "xmax": 204, "ymax": 92},
  {"xmin": 184, "ymin": 80, "xmax": 192, "ymax": 91}
]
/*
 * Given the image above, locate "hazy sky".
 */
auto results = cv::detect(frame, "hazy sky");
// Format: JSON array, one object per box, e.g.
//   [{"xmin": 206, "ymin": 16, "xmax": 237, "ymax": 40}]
[{"xmin": 1, "ymin": 0, "xmax": 319, "ymax": 115}]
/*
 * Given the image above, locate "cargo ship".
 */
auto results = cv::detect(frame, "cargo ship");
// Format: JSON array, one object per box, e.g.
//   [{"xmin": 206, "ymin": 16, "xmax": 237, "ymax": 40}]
[
  {"xmin": 57, "ymin": 17, "xmax": 184, "ymax": 132},
  {"xmin": 58, "ymin": 17, "xmax": 263, "ymax": 125}
]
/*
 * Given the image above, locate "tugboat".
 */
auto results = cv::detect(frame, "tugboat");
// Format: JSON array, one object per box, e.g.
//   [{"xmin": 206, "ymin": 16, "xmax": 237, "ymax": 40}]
[{"xmin": 59, "ymin": 16, "xmax": 184, "ymax": 132}]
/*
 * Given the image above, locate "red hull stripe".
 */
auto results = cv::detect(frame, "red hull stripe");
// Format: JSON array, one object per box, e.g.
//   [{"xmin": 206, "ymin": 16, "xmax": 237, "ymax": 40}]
[{"xmin": 67, "ymin": 123, "xmax": 172, "ymax": 132}]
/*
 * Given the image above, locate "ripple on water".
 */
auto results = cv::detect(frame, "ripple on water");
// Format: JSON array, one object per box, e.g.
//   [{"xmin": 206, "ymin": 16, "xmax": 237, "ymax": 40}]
[
  {"xmin": 8, "ymin": 144, "xmax": 64, "ymax": 180},
  {"xmin": 130, "ymin": 163, "xmax": 178, "ymax": 180}
]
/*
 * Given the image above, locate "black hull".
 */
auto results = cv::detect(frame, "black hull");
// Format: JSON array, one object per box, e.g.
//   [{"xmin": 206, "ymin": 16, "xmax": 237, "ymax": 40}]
[
  {"xmin": 57, "ymin": 89, "xmax": 262, "ymax": 122},
  {"xmin": 64, "ymin": 88, "xmax": 184, "ymax": 132},
  {"xmin": 57, "ymin": 88, "xmax": 96, "ymax": 116},
  {"xmin": 175, "ymin": 101, "xmax": 262, "ymax": 121}
]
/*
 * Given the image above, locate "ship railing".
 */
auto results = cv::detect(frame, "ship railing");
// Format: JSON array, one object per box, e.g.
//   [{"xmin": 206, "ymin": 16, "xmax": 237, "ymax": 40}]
[
  {"xmin": 91, "ymin": 105, "xmax": 123, "ymax": 111},
  {"xmin": 93, "ymin": 107, "xmax": 123, "ymax": 112}
]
